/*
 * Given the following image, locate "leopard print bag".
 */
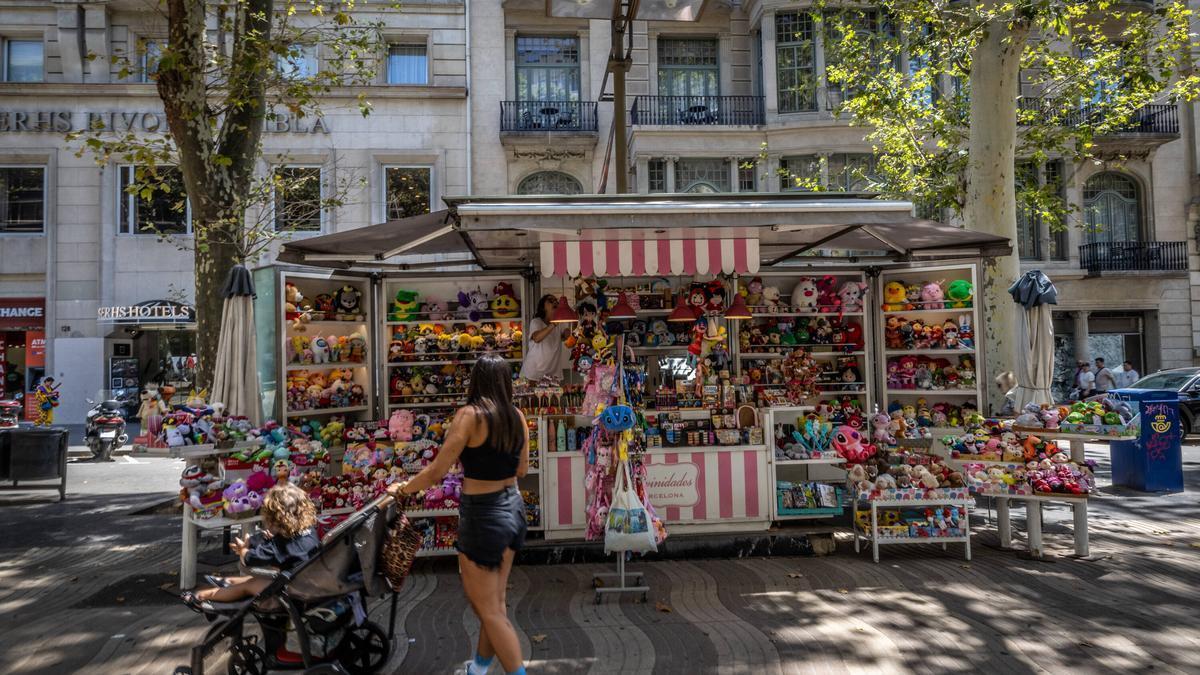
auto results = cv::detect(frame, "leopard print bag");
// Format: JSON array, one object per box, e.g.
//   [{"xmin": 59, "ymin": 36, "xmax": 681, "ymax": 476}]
[{"xmin": 381, "ymin": 510, "xmax": 424, "ymax": 590}]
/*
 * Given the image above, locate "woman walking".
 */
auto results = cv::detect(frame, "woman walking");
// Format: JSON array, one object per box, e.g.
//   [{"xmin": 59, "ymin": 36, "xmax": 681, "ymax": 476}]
[{"xmin": 389, "ymin": 353, "xmax": 529, "ymax": 675}]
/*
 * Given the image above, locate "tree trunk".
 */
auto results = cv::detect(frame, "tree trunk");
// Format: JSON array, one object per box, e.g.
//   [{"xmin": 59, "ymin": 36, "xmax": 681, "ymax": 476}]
[{"xmin": 965, "ymin": 12, "xmax": 1029, "ymax": 414}]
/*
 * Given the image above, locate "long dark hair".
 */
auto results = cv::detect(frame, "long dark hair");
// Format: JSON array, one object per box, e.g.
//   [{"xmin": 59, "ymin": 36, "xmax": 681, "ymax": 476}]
[
  {"xmin": 534, "ymin": 294, "xmax": 557, "ymax": 324},
  {"xmin": 465, "ymin": 353, "xmax": 523, "ymax": 454}
]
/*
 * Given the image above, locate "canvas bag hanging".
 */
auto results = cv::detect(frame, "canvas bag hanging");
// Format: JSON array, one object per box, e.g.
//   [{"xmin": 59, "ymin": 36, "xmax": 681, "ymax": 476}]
[{"xmin": 604, "ymin": 457, "xmax": 658, "ymax": 554}]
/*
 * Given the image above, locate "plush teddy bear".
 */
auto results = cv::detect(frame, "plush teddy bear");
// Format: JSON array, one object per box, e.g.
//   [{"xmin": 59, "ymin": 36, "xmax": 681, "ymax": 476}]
[
  {"xmin": 791, "ymin": 277, "xmax": 818, "ymax": 312},
  {"xmin": 837, "ymin": 281, "xmax": 868, "ymax": 313}
]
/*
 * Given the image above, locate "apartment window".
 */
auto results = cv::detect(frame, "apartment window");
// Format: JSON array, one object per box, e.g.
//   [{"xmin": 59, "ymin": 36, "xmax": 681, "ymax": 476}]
[
  {"xmin": 825, "ymin": 10, "xmax": 891, "ymax": 107},
  {"xmin": 119, "ymin": 165, "xmax": 190, "ymax": 235},
  {"xmin": 647, "ymin": 159, "xmax": 667, "ymax": 193},
  {"xmin": 517, "ymin": 171, "xmax": 583, "ymax": 195},
  {"xmin": 1044, "ymin": 160, "xmax": 1067, "ymax": 259},
  {"xmin": 0, "ymin": 167, "xmax": 45, "ymax": 233},
  {"xmin": 140, "ymin": 40, "xmax": 162, "ymax": 82},
  {"xmin": 384, "ymin": 166, "xmax": 432, "ymax": 220},
  {"xmin": 676, "ymin": 158, "xmax": 730, "ymax": 193},
  {"xmin": 779, "ymin": 155, "xmax": 821, "ymax": 191},
  {"xmin": 827, "ymin": 153, "xmax": 877, "ymax": 191},
  {"xmin": 278, "ymin": 44, "xmax": 317, "ymax": 79},
  {"xmin": 4, "ymin": 39, "xmax": 43, "ymax": 82},
  {"xmin": 1016, "ymin": 159, "xmax": 1069, "ymax": 260},
  {"xmin": 737, "ymin": 158, "xmax": 757, "ymax": 192},
  {"xmin": 775, "ymin": 12, "xmax": 816, "ymax": 113},
  {"xmin": 386, "ymin": 43, "xmax": 427, "ymax": 85},
  {"xmin": 274, "ymin": 166, "xmax": 323, "ymax": 232},
  {"xmin": 1084, "ymin": 172, "xmax": 1141, "ymax": 245},
  {"xmin": 658, "ymin": 38, "xmax": 719, "ymax": 97},
  {"xmin": 515, "ymin": 36, "xmax": 580, "ymax": 101}
]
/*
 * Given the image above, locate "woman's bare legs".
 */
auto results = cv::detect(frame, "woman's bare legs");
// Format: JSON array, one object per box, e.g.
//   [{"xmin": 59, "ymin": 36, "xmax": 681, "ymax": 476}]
[{"xmin": 460, "ymin": 550, "xmax": 522, "ymax": 672}]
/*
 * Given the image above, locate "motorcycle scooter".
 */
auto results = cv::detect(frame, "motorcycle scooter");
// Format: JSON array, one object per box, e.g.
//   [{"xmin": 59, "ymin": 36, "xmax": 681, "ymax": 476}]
[{"xmin": 85, "ymin": 394, "xmax": 129, "ymax": 461}]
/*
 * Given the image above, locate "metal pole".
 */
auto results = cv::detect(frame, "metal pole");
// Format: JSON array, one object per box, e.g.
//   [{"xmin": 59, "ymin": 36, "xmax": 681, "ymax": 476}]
[{"xmin": 611, "ymin": 10, "xmax": 629, "ymax": 194}]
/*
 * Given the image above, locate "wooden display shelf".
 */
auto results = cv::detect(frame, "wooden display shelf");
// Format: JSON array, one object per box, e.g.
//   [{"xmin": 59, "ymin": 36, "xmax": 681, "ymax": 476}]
[
  {"xmin": 774, "ymin": 457, "xmax": 845, "ymax": 465},
  {"xmin": 284, "ymin": 405, "xmax": 369, "ymax": 417},
  {"xmin": 285, "ymin": 361, "xmax": 369, "ymax": 371}
]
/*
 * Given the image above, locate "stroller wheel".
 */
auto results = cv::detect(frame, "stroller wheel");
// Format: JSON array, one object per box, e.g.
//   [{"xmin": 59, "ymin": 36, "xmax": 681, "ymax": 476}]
[
  {"xmin": 227, "ymin": 640, "xmax": 267, "ymax": 675},
  {"xmin": 335, "ymin": 622, "xmax": 390, "ymax": 674}
]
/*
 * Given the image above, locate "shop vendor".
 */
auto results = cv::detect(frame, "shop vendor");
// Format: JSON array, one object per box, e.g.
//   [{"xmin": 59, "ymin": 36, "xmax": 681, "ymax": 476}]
[{"xmin": 519, "ymin": 294, "xmax": 569, "ymax": 382}]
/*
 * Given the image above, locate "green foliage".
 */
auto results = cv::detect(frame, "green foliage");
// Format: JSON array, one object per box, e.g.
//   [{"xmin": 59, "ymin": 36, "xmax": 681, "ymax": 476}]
[{"xmin": 811, "ymin": 0, "xmax": 1198, "ymax": 231}]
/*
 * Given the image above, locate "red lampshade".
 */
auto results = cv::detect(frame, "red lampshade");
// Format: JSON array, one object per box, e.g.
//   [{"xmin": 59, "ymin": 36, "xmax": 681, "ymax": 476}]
[
  {"xmin": 667, "ymin": 294, "xmax": 697, "ymax": 322},
  {"xmin": 723, "ymin": 293, "xmax": 753, "ymax": 320},
  {"xmin": 609, "ymin": 292, "xmax": 637, "ymax": 320},
  {"xmin": 549, "ymin": 295, "xmax": 578, "ymax": 324}
]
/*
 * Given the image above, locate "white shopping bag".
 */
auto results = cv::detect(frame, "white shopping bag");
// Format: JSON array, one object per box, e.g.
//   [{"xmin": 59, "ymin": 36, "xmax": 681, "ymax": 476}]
[{"xmin": 603, "ymin": 459, "xmax": 658, "ymax": 554}]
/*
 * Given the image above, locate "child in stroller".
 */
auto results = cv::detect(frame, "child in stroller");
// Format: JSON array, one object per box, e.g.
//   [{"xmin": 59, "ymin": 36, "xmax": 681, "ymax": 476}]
[
  {"xmin": 175, "ymin": 492, "xmax": 402, "ymax": 675},
  {"xmin": 183, "ymin": 483, "xmax": 320, "ymax": 611}
]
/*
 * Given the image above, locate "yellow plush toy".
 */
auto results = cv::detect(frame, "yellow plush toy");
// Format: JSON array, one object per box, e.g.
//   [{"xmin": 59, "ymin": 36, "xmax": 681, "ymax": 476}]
[{"xmin": 881, "ymin": 281, "xmax": 908, "ymax": 311}]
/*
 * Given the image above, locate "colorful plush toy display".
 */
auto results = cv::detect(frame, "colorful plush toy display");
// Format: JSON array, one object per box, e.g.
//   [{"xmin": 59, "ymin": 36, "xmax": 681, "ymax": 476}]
[
  {"xmin": 490, "ymin": 282, "xmax": 521, "ymax": 318},
  {"xmin": 881, "ymin": 281, "xmax": 908, "ymax": 311},
  {"xmin": 944, "ymin": 279, "xmax": 973, "ymax": 308},
  {"xmin": 389, "ymin": 289, "xmax": 420, "ymax": 321}
]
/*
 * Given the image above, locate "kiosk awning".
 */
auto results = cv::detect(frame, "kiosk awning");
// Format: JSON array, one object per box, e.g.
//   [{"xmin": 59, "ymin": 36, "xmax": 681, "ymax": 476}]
[
  {"xmin": 277, "ymin": 194, "xmax": 1011, "ymax": 271},
  {"xmin": 277, "ymin": 210, "xmax": 477, "ymax": 269}
]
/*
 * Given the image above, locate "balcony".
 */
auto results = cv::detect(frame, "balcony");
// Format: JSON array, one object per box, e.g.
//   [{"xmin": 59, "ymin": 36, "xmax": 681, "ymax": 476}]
[
  {"xmin": 1079, "ymin": 241, "xmax": 1188, "ymax": 275},
  {"xmin": 631, "ymin": 95, "xmax": 765, "ymax": 126},
  {"xmin": 1018, "ymin": 98, "xmax": 1179, "ymax": 147},
  {"xmin": 500, "ymin": 100, "xmax": 598, "ymax": 133}
]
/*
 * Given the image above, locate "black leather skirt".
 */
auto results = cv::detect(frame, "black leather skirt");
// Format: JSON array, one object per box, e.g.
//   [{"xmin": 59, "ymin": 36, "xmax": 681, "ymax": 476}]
[{"xmin": 457, "ymin": 486, "xmax": 527, "ymax": 570}]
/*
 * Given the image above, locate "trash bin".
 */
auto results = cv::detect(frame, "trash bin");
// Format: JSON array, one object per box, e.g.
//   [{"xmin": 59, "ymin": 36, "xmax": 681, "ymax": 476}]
[
  {"xmin": 1108, "ymin": 389, "xmax": 1184, "ymax": 493},
  {"xmin": 0, "ymin": 427, "xmax": 69, "ymax": 501}
]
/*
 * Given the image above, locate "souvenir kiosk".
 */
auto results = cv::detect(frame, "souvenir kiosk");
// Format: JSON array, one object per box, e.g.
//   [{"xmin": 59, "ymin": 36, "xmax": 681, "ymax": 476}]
[{"xmin": 271, "ymin": 194, "xmax": 1012, "ymax": 553}]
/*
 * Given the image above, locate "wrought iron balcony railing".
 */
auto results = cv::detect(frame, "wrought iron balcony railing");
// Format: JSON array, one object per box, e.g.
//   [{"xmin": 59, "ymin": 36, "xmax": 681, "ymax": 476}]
[
  {"xmin": 500, "ymin": 100, "xmax": 598, "ymax": 133},
  {"xmin": 1079, "ymin": 240, "xmax": 1187, "ymax": 273},
  {"xmin": 1017, "ymin": 98, "xmax": 1179, "ymax": 135},
  {"xmin": 630, "ymin": 95, "xmax": 765, "ymax": 126}
]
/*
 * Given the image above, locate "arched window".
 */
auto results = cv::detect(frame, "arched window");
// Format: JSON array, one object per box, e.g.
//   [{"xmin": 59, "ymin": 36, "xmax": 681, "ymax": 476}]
[
  {"xmin": 516, "ymin": 171, "xmax": 583, "ymax": 195},
  {"xmin": 1083, "ymin": 172, "xmax": 1141, "ymax": 244}
]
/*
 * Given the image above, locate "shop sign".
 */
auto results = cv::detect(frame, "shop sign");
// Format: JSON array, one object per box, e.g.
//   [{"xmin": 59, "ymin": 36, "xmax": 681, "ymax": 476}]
[
  {"xmin": 26, "ymin": 332, "xmax": 45, "ymax": 368},
  {"xmin": 644, "ymin": 462, "xmax": 700, "ymax": 508},
  {"xmin": 0, "ymin": 110, "xmax": 329, "ymax": 134},
  {"xmin": 0, "ymin": 298, "xmax": 45, "ymax": 329},
  {"xmin": 97, "ymin": 300, "xmax": 195, "ymax": 325}
]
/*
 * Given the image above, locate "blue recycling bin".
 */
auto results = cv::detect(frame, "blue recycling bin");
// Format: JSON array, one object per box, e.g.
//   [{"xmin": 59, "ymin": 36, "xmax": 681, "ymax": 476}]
[{"xmin": 1108, "ymin": 389, "xmax": 1184, "ymax": 492}]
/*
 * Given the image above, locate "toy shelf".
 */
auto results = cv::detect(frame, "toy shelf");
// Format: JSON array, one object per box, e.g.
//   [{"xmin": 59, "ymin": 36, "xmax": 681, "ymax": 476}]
[
  {"xmin": 386, "ymin": 318, "xmax": 524, "ymax": 327},
  {"xmin": 285, "ymin": 405, "xmax": 369, "ymax": 417},
  {"xmin": 742, "ymin": 350, "xmax": 864, "ymax": 359},
  {"xmin": 388, "ymin": 400, "xmax": 464, "ymax": 409},
  {"xmin": 748, "ymin": 310, "xmax": 865, "ymax": 318},
  {"xmin": 387, "ymin": 358, "xmax": 519, "ymax": 367},
  {"xmin": 285, "ymin": 362, "xmax": 369, "ymax": 371},
  {"xmin": 415, "ymin": 548, "xmax": 458, "ymax": 558},
  {"xmin": 405, "ymin": 508, "xmax": 458, "ymax": 518},
  {"xmin": 774, "ymin": 458, "xmax": 844, "ymax": 466},
  {"xmin": 852, "ymin": 496, "xmax": 973, "ymax": 563},
  {"xmin": 885, "ymin": 389, "xmax": 979, "ymax": 397},
  {"xmin": 289, "ymin": 320, "xmax": 369, "ymax": 329},
  {"xmin": 881, "ymin": 306, "xmax": 973, "ymax": 316},
  {"xmin": 169, "ymin": 440, "xmax": 263, "ymax": 460},
  {"xmin": 883, "ymin": 348, "xmax": 976, "ymax": 356}
]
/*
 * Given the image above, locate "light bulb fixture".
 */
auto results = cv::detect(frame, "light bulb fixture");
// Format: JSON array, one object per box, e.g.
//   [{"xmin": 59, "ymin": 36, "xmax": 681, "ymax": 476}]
[
  {"xmin": 723, "ymin": 293, "xmax": 753, "ymax": 320},
  {"xmin": 609, "ymin": 292, "xmax": 637, "ymax": 320},
  {"xmin": 667, "ymin": 294, "xmax": 697, "ymax": 322},
  {"xmin": 549, "ymin": 295, "xmax": 578, "ymax": 324}
]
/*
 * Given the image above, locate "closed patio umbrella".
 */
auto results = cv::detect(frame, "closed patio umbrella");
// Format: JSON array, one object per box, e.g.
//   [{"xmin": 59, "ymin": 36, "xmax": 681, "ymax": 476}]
[
  {"xmin": 211, "ymin": 265, "xmax": 262, "ymax": 425},
  {"xmin": 1008, "ymin": 270, "xmax": 1058, "ymax": 409}
]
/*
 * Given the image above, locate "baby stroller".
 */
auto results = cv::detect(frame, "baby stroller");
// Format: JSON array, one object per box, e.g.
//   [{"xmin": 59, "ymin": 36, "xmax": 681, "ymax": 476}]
[{"xmin": 175, "ymin": 495, "xmax": 404, "ymax": 675}]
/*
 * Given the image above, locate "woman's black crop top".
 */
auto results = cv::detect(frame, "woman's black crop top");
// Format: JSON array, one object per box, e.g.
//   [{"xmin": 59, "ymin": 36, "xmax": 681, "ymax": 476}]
[{"xmin": 460, "ymin": 433, "xmax": 520, "ymax": 481}]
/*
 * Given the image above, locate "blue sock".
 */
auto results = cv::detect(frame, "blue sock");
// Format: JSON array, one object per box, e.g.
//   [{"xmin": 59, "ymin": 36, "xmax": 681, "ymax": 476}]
[
  {"xmin": 506, "ymin": 667, "xmax": 526, "ymax": 675},
  {"xmin": 469, "ymin": 653, "xmax": 493, "ymax": 675}
]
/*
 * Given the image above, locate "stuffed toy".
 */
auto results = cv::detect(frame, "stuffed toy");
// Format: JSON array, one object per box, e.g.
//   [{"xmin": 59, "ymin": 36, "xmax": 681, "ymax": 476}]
[
  {"xmin": 881, "ymin": 281, "xmax": 907, "ymax": 311},
  {"xmin": 920, "ymin": 281, "xmax": 945, "ymax": 310},
  {"xmin": 837, "ymin": 281, "xmax": 868, "ymax": 313},
  {"xmin": 457, "ymin": 289, "xmax": 490, "ymax": 321},
  {"xmin": 389, "ymin": 289, "xmax": 420, "ymax": 321},
  {"xmin": 333, "ymin": 285, "xmax": 364, "ymax": 321},
  {"xmin": 706, "ymin": 280, "xmax": 727, "ymax": 313},
  {"xmin": 311, "ymin": 336, "xmax": 331, "ymax": 364},
  {"xmin": 761, "ymin": 285, "xmax": 782, "ymax": 311},
  {"xmin": 743, "ymin": 277, "xmax": 765, "ymax": 306},
  {"xmin": 490, "ymin": 282, "xmax": 520, "ymax": 318},
  {"xmin": 791, "ymin": 277, "xmax": 818, "ymax": 312},
  {"xmin": 816, "ymin": 276, "xmax": 841, "ymax": 313},
  {"xmin": 945, "ymin": 279, "xmax": 973, "ymax": 308}
]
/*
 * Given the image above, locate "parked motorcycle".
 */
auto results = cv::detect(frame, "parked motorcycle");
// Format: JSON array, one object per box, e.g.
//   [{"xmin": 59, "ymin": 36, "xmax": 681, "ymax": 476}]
[
  {"xmin": 85, "ymin": 393, "xmax": 129, "ymax": 461},
  {"xmin": 0, "ymin": 399, "xmax": 20, "ymax": 429}
]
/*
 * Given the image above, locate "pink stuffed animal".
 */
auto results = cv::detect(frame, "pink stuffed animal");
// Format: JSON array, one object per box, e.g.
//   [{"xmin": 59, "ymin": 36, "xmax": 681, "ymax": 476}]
[
  {"xmin": 920, "ymin": 281, "xmax": 944, "ymax": 310},
  {"xmin": 831, "ymin": 425, "xmax": 876, "ymax": 464},
  {"xmin": 837, "ymin": 281, "xmax": 869, "ymax": 313},
  {"xmin": 388, "ymin": 409, "xmax": 415, "ymax": 442}
]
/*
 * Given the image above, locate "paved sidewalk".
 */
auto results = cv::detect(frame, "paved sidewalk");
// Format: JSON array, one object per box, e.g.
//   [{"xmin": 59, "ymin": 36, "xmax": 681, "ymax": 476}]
[{"xmin": 0, "ymin": 448, "xmax": 1197, "ymax": 674}]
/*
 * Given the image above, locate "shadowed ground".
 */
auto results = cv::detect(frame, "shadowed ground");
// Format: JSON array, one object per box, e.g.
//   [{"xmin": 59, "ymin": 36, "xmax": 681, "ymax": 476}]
[{"xmin": 1, "ymin": 446, "xmax": 1197, "ymax": 674}]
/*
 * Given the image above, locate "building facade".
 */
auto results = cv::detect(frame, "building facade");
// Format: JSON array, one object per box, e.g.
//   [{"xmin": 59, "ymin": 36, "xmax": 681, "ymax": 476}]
[{"xmin": 1, "ymin": 0, "xmax": 1197, "ymax": 420}]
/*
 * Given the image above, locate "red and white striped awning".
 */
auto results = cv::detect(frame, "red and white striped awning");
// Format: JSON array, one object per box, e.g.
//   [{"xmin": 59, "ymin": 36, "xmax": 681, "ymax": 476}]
[{"xmin": 540, "ymin": 238, "xmax": 760, "ymax": 277}]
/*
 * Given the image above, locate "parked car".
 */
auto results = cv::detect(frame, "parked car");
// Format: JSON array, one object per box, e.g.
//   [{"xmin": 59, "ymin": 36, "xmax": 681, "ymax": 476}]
[{"xmin": 1121, "ymin": 367, "xmax": 1200, "ymax": 435}]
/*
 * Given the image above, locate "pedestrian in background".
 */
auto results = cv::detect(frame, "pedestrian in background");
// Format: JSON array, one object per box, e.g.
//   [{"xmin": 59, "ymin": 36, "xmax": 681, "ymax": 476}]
[
  {"xmin": 1094, "ymin": 357, "xmax": 1116, "ymax": 393},
  {"xmin": 1075, "ymin": 362, "xmax": 1095, "ymax": 400},
  {"xmin": 1115, "ymin": 361, "xmax": 1140, "ymax": 388}
]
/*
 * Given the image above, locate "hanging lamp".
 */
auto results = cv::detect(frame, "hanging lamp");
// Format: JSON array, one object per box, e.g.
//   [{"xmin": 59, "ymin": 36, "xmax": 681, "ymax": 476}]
[
  {"xmin": 549, "ymin": 295, "xmax": 577, "ymax": 324},
  {"xmin": 667, "ymin": 294, "xmax": 697, "ymax": 322},
  {"xmin": 723, "ymin": 292, "xmax": 753, "ymax": 320},
  {"xmin": 609, "ymin": 292, "xmax": 637, "ymax": 320}
]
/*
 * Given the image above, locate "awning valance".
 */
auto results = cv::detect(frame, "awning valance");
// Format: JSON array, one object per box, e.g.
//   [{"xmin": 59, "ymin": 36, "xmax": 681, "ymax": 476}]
[{"xmin": 539, "ymin": 238, "xmax": 759, "ymax": 277}]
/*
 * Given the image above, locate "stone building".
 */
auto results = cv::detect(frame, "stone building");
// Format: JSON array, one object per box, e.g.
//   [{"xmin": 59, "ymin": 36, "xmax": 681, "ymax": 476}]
[{"xmin": 0, "ymin": 0, "xmax": 1196, "ymax": 420}]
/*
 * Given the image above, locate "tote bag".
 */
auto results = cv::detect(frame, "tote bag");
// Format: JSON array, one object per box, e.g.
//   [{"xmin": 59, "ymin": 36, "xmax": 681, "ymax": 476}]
[{"xmin": 604, "ymin": 459, "xmax": 658, "ymax": 555}]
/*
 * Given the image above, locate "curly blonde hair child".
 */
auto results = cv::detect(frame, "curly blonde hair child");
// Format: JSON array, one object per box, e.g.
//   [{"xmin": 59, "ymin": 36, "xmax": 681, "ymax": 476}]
[{"xmin": 261, "ymin": 483, "xmax": 317, "ymax": 538}]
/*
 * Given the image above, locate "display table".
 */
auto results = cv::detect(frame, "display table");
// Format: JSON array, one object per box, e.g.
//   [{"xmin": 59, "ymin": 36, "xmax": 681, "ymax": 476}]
[
  {"xmin": 989, "ymin": 493, "xmax": 1090, "ymax": 558},
  {"xmin": 1007, "ymin": 427, "xmax": 1127, "ymax": 463},
  {"xmin": 853, "ymin": 497, "xmax": 973, "ymax": 563}
]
